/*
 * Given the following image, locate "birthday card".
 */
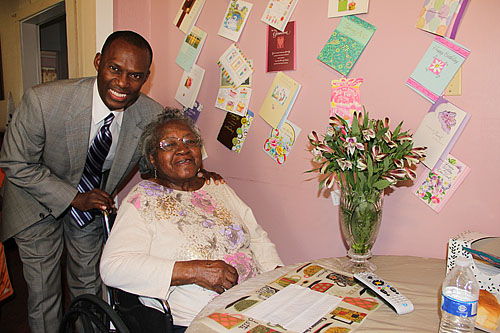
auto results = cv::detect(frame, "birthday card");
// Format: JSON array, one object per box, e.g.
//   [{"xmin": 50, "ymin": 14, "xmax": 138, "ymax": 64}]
[
  {"xmin": 330, "ymin": 77, "xmax": 364, "ymax": 125},
  {"xmin": 414, "ymin": 155, "xmax": 470, "ymax": 213},
  {"xmin": 263, "ymin": 120, "xmax": 301, "ymax": 165},
  {"xmin": 218, "ymin": 0, "xmax": 253, "ymax": 42},
  {"xmin": 406, "ymin": 36, "xmax": 470, "ymax": 103},
  {"xmin": 412, "ymin": 97, "xmax": 470, "ymax": 170}
]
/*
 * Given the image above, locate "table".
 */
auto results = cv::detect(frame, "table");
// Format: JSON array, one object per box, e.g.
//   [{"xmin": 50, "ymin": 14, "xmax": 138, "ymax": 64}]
[{"xmin": 187, "ymin": 255, "xmax": 447, "ymax": 332}]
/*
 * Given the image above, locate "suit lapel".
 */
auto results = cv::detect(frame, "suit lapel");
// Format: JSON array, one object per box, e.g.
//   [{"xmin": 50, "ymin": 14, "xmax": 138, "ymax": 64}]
[{"xmin": 66, "ymin": 80, "xmax": 93, "ymax": 183}]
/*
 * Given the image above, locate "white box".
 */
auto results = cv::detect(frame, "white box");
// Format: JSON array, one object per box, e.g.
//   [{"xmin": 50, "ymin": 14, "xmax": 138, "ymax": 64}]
[{"xmin": 446, "ymin": 231, "xmax": 500, "ymax": 294}]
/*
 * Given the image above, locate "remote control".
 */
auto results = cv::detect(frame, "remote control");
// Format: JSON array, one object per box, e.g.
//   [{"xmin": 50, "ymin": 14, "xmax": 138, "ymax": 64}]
[{"xmin": 354, "ymin": 272, "xmax": 414, "ymax": 315}]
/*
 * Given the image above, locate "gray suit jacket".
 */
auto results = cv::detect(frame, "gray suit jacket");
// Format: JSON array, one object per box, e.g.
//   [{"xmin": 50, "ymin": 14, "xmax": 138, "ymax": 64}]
[{"xmin": 0, "ymin": 77, "xmax": 163, "ymax": 241}]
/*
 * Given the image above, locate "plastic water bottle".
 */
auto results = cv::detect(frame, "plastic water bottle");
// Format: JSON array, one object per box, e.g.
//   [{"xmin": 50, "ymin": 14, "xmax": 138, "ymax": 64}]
[{"xmin": 439, "ymin": 256, "xmax": 479, "ymax": 333}]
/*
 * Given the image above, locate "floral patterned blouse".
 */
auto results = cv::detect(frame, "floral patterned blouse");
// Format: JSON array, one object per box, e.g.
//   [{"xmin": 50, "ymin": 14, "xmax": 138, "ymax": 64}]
[{"xmin": 100, "ymin": 180, "xmax": 282, "ymax": 326}]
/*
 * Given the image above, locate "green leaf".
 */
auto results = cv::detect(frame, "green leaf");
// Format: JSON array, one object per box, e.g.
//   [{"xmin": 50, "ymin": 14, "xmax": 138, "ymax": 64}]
[
  {"xmin": 373, "ymin": 179, "xmax": 391, "ymax": 190},
  {"xmin": 393, "ymin": 121, "xmax": 403, "ymax": 137},
  {"xmin": 383, "ymin": 157, "xmax": 390, "ymax": 172},
  {"xmin": 367, "ymin": 154, "xmax": 373, "ymax": 179},
  {"xmin": 351, "ymin": 115, "xmax": 361, "ymax": 136}
]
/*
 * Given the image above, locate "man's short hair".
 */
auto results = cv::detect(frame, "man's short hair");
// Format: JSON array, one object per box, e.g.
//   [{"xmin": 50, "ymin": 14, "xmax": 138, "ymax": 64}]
[{"xmin": 101, "ymin": 30, "xmax": 153, "ymax": 65}]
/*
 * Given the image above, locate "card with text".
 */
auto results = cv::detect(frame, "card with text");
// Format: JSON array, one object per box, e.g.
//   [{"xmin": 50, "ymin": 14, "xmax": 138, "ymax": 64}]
[
  {"xmin": 414, "ymin": 155, "xmax": 470, "ymax": 213},
  {"xmin": 261, "ymin": 0, "xmax": 299, "ymax": 32},
  {"xmin": 267, "ymin": 21, "xmax": 296, "ymax": 72},
  {"xmin": 317, "ymin": 15, "xmax": 376, "ymax": 77},
  {"xmin": 406, "ymin": 36, "xmax": 470, "ymax": 103},
  {"xmin": 175, "ymin": 26, "xmax": 207, "ymax": 72},
  {"xmin": 330, "ymin": 77, "xmax": 364, "ymax": 125},
  {"xmin": 412, "ymin": 97, "xmax": 470, "ymax": 170},
  {"xmin": 218, "ymin": 0, "xmax": 253, "ymax": 42},
  {"xmin": 217, "ymin": 110, "xmax": 254, "ymax": 153}
]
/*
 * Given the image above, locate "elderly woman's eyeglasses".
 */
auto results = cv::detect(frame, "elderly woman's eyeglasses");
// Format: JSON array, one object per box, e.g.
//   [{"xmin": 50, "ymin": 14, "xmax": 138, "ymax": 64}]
[{"xmin": 158, "ymin": 136, "xmax": 201, "ymax": 152}]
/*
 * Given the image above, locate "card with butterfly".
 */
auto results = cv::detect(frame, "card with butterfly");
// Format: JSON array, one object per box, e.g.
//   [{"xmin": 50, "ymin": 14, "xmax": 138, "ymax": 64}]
[{"xmin": 412, "ymin": 96, "xmax": 470, "ymax": 170}]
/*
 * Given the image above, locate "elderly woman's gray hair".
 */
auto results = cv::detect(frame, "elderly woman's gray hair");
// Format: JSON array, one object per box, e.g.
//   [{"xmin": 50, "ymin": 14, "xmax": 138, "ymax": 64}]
[{"xmin": 139, "ymin": 107, "xmax": 202, "ymax": 175}]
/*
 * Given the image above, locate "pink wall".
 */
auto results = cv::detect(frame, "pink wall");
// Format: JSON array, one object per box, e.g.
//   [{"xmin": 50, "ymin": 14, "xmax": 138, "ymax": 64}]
[{"xmin": 114, "ymin": 0, "xmax": 500, "ymax": 265}]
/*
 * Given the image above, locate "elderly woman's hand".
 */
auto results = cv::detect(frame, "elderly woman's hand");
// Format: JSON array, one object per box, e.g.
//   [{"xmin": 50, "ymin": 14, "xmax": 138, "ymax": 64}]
[{"xmin": 173, "ymin": 260, "xmax": 238, "ymax": 294}]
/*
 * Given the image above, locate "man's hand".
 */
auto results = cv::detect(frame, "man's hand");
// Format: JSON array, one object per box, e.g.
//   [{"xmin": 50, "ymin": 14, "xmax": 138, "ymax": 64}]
[
  {"xmin": 71, "ymin": 189, "xmax": 115, "ymax": 212},
  {"xmin": 197, "ymin": 169, "xmax": 225, "ymax": 185}
]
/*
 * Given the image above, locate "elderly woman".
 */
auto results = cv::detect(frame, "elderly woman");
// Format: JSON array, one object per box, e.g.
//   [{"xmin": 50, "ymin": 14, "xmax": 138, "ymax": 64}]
[{"xmin": 100, "ymin": 108, "xmax": 283, "ymax": 331}]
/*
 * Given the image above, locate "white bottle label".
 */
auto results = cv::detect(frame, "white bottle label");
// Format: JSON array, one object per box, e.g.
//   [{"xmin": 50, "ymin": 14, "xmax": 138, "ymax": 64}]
[{"xmin": 441, "ymin": 292, "xmax": 478, "ymax": 317}]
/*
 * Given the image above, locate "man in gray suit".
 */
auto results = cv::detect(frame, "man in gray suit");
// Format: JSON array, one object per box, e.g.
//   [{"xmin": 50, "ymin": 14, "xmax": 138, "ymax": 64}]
[{"xmin": 0, "ymin": 31, "xmax": 163, "ymax": 332}]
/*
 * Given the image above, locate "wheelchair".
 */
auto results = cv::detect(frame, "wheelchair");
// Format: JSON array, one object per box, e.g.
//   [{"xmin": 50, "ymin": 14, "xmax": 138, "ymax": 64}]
[{"xmin": 60, "ymin": 212, "xmax": 174, "ymax": 333}]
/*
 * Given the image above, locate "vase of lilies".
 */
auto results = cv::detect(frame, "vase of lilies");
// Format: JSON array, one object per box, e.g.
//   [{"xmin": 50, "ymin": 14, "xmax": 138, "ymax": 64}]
[{"xmin": 308, "ymin": 110, "xmax": 426, "ymax": 273}]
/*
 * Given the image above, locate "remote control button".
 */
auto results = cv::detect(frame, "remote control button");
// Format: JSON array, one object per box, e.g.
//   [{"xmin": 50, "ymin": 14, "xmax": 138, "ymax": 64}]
[{"xmin": 373, "ymin": 280, "xmax": 384, "ymax": 286}]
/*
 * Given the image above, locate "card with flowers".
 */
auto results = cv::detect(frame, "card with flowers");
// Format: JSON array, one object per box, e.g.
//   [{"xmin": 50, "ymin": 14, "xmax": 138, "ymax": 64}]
[
  {"xmin": 263, "ymin": 120, "xmax": 301, "ymax": 165},
  {"xmin": 412, "ymin": 96, "xmax": 470, "ymax": 170},
  {"xmin": 406, "ymin": 36, "xmax": 470, "ymax": 103},
  {"xmin": 414, "ymin": 154, "xmax": 470, "ymax": 213}
]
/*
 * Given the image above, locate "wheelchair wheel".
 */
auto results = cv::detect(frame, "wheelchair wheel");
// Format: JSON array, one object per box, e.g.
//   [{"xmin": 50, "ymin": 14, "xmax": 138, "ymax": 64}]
[{"xmin": 60, "ymin": 294, "xmax": 130, "ymax": 333}]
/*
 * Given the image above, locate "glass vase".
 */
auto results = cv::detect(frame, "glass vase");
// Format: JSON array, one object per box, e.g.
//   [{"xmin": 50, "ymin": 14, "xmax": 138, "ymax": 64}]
[{"xmin": 339, "ymin": 188, "xmax": 384, "ymax": 273}]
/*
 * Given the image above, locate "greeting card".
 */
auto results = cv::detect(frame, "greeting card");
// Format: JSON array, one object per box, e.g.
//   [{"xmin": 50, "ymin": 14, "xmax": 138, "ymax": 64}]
[
  {"xmin": 317, "ymin": 15, "xmax": 376, "ymax": 77},
  {"xmin": 328, "ymin": 0, "xmax": 370, "ymax": 18},
  {"xmin": 414, "ymin": 155, "xmax": 470, "ymax": 213},
  {"xmin": 215, "ymin": 86, "xmax": 252, "ymax": 116},
  {"xmin": 217, "ymin": 110, "xmax": 254, "ymax": 153},
  {"xmin": 215, "ymin": 61, "xmax": 252, "ymax": 116},
  {"xmin": 415, "ymin": 0, "xmax": 462, "ymax": 36},
  {"xmin": 217, "ymin": 44, "xmax": 254, "ymax": 88},
  {"xmin": 445, "ymin": 67, "xmax": 462, "ymax": 96},
  {"xmin": 263, "ymin": 120, "xmax": 301, "ymax": 165},
  {"xmin": 412, "ymin": 97, "xmax": 470, "ymax": 170},
  {"xmin": 258, "ymin": 72, "xmax": 301, "ymax": 129},
  {"xmin": 261, "ymin": 0, "xmax": 299, "ymax": 32},
  {"xmin": 266, "ymin": 21, "xmax": 296, "ymax": 72},
  {"xmin": 406, "ymin": 36, "xmax": 470, "ymax": 103},
  {"xmin": 175, "ymin": 64, "xmax": 205, "ymax": 109},
  {"xmin": 330, "ymin": 77, "xmax": 363, "ymax": 124},
  {"xmin": 173, "ymin": 0, "xmax": 206, "ymax": 34},
  {"xmin": 218, "ymin": 0, "xmax": 253, "ymax": 42},
  {"xmin": 175, "ymin": 26, "xmax": 207, "ymax": 72},
  {"xmin": 183, "ymin": 100, "xmax": 203, "ymax": 123}
]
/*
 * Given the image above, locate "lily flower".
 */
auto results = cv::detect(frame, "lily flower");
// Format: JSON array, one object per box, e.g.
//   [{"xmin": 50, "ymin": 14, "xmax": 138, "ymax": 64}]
[
  {"xmin": 337, "ymin": 158, "xmax": 352, "ymax": 171},
  {"xmin": 308, "ymin": 131, "xmax": 320, "ymax": 145},
  {"xmin": 317, "ymin": 143, "xmax": 334, "ymax": 154},
  {"xmin": 371, "ymin": 145, "xmax": 388, "ymax": 162},
  {"xmin": 388, "ymin": 168, "xmax": 408, "ymax": 180},
  {"xmin": 397, "ymin": 133, "xmax": 413, "ymax": 142},
  {"xmin": 325, "ymin": 173, "xmax": 336, "ymax": 189},
  {"xmin": 357, "ymin": 157, "xmax": 367, "ymax": 171},
  {"xmin": 329, "ymin": 117, "xmax": 344, "ymax": 128},
  {"xmin": 393, "ymin": 158, "xmax": 404, "ymax": 168},
  {"xmin": 383, "ymin": 130, "xmax": 397, "ymax": 148},
  {"xmin": 320, "ymin": 162, "xmax": 329, "ymax": 174},
  {"xmin": 404, "ymin": 154, "xmax": 420, "ymax": 167},
  {"xmin": 381, "ymin": 174, "xmax": 397, "ymax": 185},
  {"xmin": 362, "ymin": 128, "xmax": 375, "ymax": 140},
  {"xmin": 410, "ymin": 146, "xmax": 427, "ymax": 158},
  {"xmin": 345, "ymin": 137, "xmax": 364, "ymax": 155},
  {"xmin": 405, "ymin": 167, "xmax": 417, "ymax": 179}
]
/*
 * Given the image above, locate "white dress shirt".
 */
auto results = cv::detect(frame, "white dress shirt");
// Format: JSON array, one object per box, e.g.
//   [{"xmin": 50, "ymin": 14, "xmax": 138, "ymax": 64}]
[{"xmin": 91, "ymin": 81, "xmax": 123, "ymax": 171}]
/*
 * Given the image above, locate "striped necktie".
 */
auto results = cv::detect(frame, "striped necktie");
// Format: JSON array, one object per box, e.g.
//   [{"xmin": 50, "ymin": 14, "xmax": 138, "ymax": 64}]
[{"xmin": 71, "ymin": 113, "xmax": 115, "ymax": 227}]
